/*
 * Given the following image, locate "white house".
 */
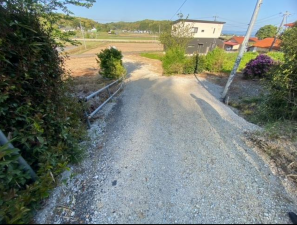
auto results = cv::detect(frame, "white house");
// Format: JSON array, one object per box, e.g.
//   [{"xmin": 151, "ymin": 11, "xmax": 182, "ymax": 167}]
[{"xmin": 172, "ymin": 19, "xmax": 226, "ymax": 54}]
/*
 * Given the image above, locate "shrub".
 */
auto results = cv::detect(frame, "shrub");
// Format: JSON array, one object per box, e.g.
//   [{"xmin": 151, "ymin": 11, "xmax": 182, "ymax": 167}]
[
  {"xmin": 243, "ymin": 54, "xmax": 275, "ymax": 79},
  {"xmin": 0, "ymin": 4, "xmax": 85, "ymax": 224},
  {"xmin": 205, "ymin": 47, "xmax": 226, "ymax": 72},
  {"xmin": 97, "ymin": 48, "xmax": 126, "ymax": 79},
  {"xmin": 183, "ymin": 55, "xmax": 206, "ymax": 74},
  {"xmin": 262, "ymin": 27, "xmax": 297, "ymax": 120},
  {"xmin": 163, "ymin": 47, "xmax": 186, "ymax": 75}
]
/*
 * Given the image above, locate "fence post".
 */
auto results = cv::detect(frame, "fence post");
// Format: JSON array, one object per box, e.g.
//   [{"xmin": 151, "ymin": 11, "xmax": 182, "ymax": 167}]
[{"xmin": 0, "ymin": 130, "xmax": 38, "ymax": 181}]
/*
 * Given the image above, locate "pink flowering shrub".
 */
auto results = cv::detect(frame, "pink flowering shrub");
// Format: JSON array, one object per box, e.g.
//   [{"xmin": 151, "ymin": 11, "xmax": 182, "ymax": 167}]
[{"xmin": 243, "ymin": 54, "xmax": 275, "ymax": 79}]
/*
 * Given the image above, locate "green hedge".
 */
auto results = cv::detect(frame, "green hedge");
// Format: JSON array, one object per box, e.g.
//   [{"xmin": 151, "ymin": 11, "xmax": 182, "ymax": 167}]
[
  {"xmin": 162, "ymin": 47, "xmax": 186, "ymax": 75},
  {"xmin": 0, "ymin": 5, "xmax": 85, "ymax": 224}
]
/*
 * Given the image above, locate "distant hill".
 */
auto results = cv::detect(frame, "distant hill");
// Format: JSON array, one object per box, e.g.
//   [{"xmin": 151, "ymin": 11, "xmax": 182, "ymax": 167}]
[{"xmin": 57, "ymin": 14, "xmax": 172, "ymax": 33}]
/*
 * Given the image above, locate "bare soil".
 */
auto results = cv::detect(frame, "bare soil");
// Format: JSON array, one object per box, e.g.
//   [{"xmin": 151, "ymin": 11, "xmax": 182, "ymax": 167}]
[
  {"xmin": 65, "ymin": 42, "xmax": 164, "ymax": 97},
  {"xmin": 198, "ymin": 72, "xmax": 265, "ymax": 102}
]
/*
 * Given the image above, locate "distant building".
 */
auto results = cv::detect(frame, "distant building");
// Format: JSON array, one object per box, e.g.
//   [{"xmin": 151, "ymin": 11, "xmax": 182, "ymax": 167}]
[
  {"xmin": 224, "ymin": 36, "xmax": 258, "ymax": 51},
  {"xmin": 172, "ymin": 19, "xmax": 226, "ymax": 55},
  {"xmin": 284, "ymin": 23, "xmax": 295, "ymax": 28},
  {"xmin": 248, "ymin": 38, "xmax": 281, "ymax": 53}
]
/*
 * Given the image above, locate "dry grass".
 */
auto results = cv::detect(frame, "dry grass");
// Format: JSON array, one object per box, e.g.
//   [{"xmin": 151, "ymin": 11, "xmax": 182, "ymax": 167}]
[{"xmin": 246, "ymin": 131, "xmax": 297, "ymax": 188}]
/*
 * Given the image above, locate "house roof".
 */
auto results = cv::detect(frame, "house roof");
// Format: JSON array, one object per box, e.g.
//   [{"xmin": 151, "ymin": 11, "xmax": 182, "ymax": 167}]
[
  {"xmin": 284, "ymin": 23, "xmax": 295, "ymax": 27},
  {"xmin": 253, "ymin": 38, "xmax": 281, "ymax": 49},
  {"xmin": 224, "ymin": 41, "xmax": 239, "ymax": 46},
  {"xmin": 230, "ymin": 36, "xmax": 258, "ymax": 44},
  {"xmin": 249, "ymin": 37, "xmax": 259, "ymax": 42},
  {"xmin": 173, "ymin": 19, "xmax": 226, "ymax": 25}
]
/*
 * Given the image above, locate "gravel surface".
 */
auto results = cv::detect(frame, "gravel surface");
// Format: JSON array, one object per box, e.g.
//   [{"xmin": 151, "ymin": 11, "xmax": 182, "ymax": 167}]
[
  {"xmin": 90, "ymin": 57, "xmax": 296, "ymax": 224},
  {"xmin": 36, "ymin": 56, "xmax": 296, "ymax": 224}
]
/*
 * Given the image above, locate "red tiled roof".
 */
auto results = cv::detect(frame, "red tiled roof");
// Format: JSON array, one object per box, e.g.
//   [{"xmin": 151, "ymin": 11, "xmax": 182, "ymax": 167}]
[
  {"xmin": 253, "ymin": 38, "xmax": 281, "ymax": 49},
  {"xmin": 230, "ymin": 36, "xmax": 259, "ymax": 44},
  {"xmin": 224, "ymin": 41, "xmax": 239, "ymax": 46},
  {"xmin": 249, "ymin": 37, "xmax": 259, "ymax": 42},
  {"xmin": 285, "ymin": 23, "xmax": 295, "ymax": 27},
  {"xmin": 231, "ymin": 36, "xmax": 245, "ymax": 44}
]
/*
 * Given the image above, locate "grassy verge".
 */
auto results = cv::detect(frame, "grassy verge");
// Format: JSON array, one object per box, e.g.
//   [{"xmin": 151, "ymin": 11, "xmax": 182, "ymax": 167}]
[
  {"xmin": 230, "ymin": 96, "xmax": 297, "ymax": 186},
  {"xmin": 140, "ymin": 52, "xmax": 164, "ymax": 61}
]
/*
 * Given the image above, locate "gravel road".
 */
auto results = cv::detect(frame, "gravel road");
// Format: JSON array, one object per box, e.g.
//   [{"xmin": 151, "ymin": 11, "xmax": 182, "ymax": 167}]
[
  {"xmin": 36, "ymin": 56, "xmax": 296, "ymax": 224},
  {"xmin": 86, "ymin": 57, "xmax": 296, "ymax": 224}
]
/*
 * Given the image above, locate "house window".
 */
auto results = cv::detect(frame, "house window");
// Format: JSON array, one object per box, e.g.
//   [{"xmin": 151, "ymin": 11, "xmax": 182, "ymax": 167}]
[
  {"xmin": 201, "ymin": 30, "xmax": 205, "ymax": 32},
  {"xmin": 192, "ymin": 27, "xmax": 198, "ymax": 33}
]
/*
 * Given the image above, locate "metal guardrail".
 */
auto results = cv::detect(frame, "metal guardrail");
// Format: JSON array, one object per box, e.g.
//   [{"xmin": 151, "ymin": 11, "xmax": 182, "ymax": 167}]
[
  {"xmin": 0, "ymin": 130, "xmax": 38, "ymax": 181},
  {"xmin": 81, "ymin": 77, "xmax": 124, "ymax": 128}
]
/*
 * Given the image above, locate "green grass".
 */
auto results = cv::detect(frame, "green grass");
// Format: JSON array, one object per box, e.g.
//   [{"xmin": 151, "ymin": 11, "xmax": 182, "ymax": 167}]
[
  {"xmin": 230, "ymin": 96, "xmax": 297, "ymax": 141},
  {"xmin": 140, "ymin": 52, "xmax": 164, "ymax": 61}
]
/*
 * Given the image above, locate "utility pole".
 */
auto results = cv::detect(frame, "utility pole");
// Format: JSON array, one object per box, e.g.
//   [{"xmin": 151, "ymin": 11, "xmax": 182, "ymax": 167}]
[
  {"xmin": 159, "ymin": 24, "xmax": 161, "ymax": 36},
  {"xmin": 213, "ymin": 15, "xmax": 218, "ymax": 21},
  {"xmin": 80, "ymin": 21, "xmax": 87, "ymax": 50},
  {"xmin": 222, "ymin": 0, "xmax": 263, "ymax": 103},
  {"xmin": 269, "ymin": 11, "xmax": 290, "ymax": 52}
]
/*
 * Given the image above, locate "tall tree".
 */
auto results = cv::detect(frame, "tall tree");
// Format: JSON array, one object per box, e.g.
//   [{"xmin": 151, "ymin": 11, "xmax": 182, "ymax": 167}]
[{"xmin": 256, "ymin": 25, "xmax": 278, "ymax": 39}]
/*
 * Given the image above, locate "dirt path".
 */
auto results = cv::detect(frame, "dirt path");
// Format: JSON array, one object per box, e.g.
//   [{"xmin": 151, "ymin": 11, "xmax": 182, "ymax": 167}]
[{"xmin": 36, "ymin": 56, "xmax": 296, "ymax": 224}]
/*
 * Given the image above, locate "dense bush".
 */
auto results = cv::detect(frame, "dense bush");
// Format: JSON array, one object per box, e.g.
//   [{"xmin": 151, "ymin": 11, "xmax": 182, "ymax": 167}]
[
  {"xmin": 262, "ymin": 27, "xmax": 297, "ymax": 120},
  {"xmin": 97, "ymin": 48, "xmax": 126, "ymax": 79},
  {"xmin": 243, "ymin": 54, "xmax": 275, "ymax": 79},
  {"xmin": 183, "ymin": 55, "xmax": 206, "ymax": 74},
  {"xmin": 162, "ymin": 47, "xmax": 186, "ymax": 75},
  {"xmin": 205, "ymin": 47, "xmax": 226, "ymax": 72},
  {"xmin": 0, "ymin": 4, "xmax": 86, "ymax": 224}
]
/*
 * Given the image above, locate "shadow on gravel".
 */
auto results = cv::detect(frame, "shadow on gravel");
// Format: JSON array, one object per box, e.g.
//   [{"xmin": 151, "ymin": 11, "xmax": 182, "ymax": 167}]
[
  {"xmin": 194, "ymin": 74, "xmax": 223, "ymax": 100},
  {"xmin": 124, "ymin": 61, "xmax": 145, "ymax": 78}
]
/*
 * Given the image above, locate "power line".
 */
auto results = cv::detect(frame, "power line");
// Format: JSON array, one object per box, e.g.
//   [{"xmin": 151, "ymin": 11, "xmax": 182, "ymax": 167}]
[
  {"xmin": 170, "ymin": 0, "xmax": 188, "ymax": 21},
  {"xmin": 255, "ymin": 13, "xmax": 282, "ymax": 23}
]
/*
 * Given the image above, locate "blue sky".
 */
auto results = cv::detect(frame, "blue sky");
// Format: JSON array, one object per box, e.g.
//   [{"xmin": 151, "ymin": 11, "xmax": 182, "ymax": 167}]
[{"xmin": 66, "ymin": 0, "xmax": 297, "ymax": 34}]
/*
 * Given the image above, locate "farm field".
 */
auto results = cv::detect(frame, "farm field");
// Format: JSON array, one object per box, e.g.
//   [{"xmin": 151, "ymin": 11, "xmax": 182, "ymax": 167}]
[{"xmin": 64, "ymin": 42, "xmax": 164, "ymax": 96}]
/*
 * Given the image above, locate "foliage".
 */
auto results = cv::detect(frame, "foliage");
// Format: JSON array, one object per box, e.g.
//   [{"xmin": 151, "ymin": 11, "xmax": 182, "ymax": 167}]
[
  {"xmin": 0, "ymin": 0, "xmax": 95, "ymax": 223},
  {"xmin": 256, "ymin": 25, "xmax": 278, "ymax": 40},
  {"xmin": 160, "ymin": 18, "xmax": 193, "ymax": 51},
  {"xmin": 97, "ymin": 48, "xmax": 126, "ymax": 79},
  {"xmin": 162, "ymin": 47, "xmax": 186, "ymax": 75},
  {"xmin": 205, "ymin": 47, "xmax": 226, "ymax": 72},
  {"xmin": 57, "ymin": 16, "xmax": 172, "ymax": 33},
  {"xmin": 183, "ymin": 55, "xmax": 206, "ymax": 74},
  {"xmin": 261, "ymin": 26, "xmax": 297, "ymax": 120},
  {"xmin": 243, "ymin": 54, "xmax": 275, "ymax": 79}
]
